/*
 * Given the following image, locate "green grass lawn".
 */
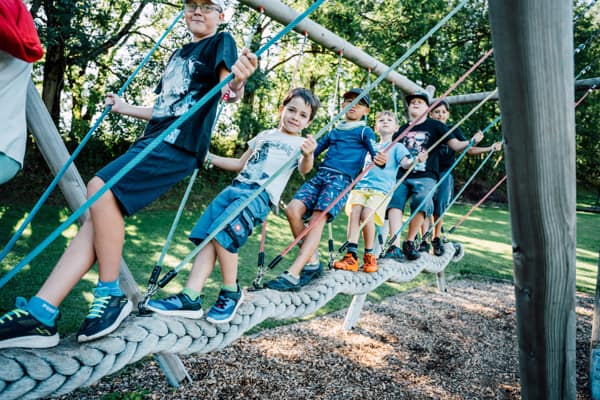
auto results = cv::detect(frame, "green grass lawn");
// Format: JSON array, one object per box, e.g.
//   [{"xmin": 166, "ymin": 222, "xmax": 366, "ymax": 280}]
[{"xmin": 1, "ymin": 198, "xmax": 598, "ymax": 336}]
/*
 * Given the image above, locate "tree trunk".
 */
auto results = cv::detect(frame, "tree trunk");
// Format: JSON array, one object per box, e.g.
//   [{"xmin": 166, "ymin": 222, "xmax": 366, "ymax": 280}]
[{"xmin": 488, "ymin": 0, "xmax": 577, "ymax": 398}]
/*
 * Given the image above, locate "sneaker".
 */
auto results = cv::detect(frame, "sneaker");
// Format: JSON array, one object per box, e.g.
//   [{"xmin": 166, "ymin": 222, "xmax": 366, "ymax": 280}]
[
  {"xmin": 402, "ymin": 240, "xmax": 421, "ymax": 261},
  {"xmin": 146, "ymin": 293, "xmax": 203, "ymax": 319},
  {"xmin": 0, "ymin": 297, "xmax": 59, "ymax": 349},
  {"xmin": 77, "ymin": 287, "xmax": 132, "ymax": 343},
  {"xmin": 206, "ymin": 285, "xmax": 244, "ymax": 324},
  {"xmin": 333, "ymin": 253, "xmax": 359, "ymax": 271},
  {"xmin": 418, "ymin": 240, "xmax": 431, "ymax": 253},
  {"xmin": 432, "ymin": 237, "xmax": 445, "ymax": 256},
  {"xmin": 264, "ymin": 271, "xmax": 301, "ymax": 292},
  {"xmin": 382, "ymin": 245, "xmax": 404, "ymax": 262},
  {"xmin": 362, "ymin": 253, "xmax": 378, "ymax": 273},
  {"xmin": 299, "ymin": 261, "xmax": 323, "ymax": 286}
]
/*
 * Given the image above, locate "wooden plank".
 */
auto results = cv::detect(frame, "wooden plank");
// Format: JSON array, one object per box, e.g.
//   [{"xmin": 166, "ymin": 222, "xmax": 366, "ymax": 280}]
[
  {"xmin": 488, "ymin": 1, "xmax": 577, "ymax": 398},
  {"xmin": 25, "ymin": 81, "xmax": 189, "ymax": 386}
]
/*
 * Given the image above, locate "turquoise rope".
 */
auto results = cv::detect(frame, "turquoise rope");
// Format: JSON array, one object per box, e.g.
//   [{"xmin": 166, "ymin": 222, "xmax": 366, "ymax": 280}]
[
  {"xmin": 157, "ymin": 0, "xmax": 470, "ymax": 281},
  {"xmin": 0, "ymin": 10, "xmax": 185, "ymax": 265},
  {"xmin": 0, "ymin": 0, "xmax": 326, "ymax": 289}
]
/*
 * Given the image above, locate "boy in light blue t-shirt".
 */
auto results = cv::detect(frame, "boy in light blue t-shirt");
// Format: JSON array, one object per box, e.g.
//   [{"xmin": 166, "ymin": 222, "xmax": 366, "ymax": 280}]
[{"xmin": 333, "ymin": 110, "xmax": 426, "ymax": 273}]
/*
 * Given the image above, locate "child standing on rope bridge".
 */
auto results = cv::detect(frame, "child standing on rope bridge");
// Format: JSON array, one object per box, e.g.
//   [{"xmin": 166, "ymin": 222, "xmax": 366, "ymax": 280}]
[
  {"xmin": 264, "ymin": 88, "xmax": 387, "ymax": 292},
  {"xmin": 0, "ymin": 0, "xmax": 258, "ymax": 349},
  {"xmin": 384, "ymin": 91, "xmax": 483, "ymax": 262},
  {"xmin": 426, "ymin": 99, "xmax": 502, "ymax": 256},
  {"xmin": 146, "ymin": 88, "xmax": 320, "ymax": 323},
  {"xmin": 333, "ymin": 110, "xmax": 426, "ymax": 273}
]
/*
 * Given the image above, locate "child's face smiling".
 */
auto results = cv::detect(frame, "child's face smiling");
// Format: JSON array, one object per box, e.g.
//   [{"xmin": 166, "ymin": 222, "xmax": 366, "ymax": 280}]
[
  {"xmin": 342, "ymin": 95, "xmax": 369, "ymax": 121},
  {"xmin": 279, "ymin": 96, "xmax": 312, "ymax": 135},
  {"xmin": 430, "ymin": 105, "xmax": 449, "ymax": 124},
  {"xmin": 184, "ymin": 1, "xmax": 224, "ymax": 41}
]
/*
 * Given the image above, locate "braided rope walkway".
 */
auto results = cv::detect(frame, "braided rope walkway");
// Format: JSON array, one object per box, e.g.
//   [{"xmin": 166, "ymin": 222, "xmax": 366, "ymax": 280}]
[{"xmin": 0, "ymin": 242, "xmax": 462, "ymax": 399}]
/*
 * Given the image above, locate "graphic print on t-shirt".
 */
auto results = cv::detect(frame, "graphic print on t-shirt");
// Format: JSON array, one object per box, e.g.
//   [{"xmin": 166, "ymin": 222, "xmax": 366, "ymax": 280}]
[
  {"xmin": 152, "ymin": 54, "xmax": 198, "ymax": 119},
  {"xmin": 404, "ymin": 130, "xmax": 429, "ymax": 172},
  {"xmin": 240, "ymin": 139, "xmax": 297, "ymax": 182}
]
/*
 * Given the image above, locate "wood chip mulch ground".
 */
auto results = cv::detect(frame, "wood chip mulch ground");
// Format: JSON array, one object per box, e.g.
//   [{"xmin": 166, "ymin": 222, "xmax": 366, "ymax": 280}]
[{"xmin": 64, "ymin": 279, "xmax": 594, "ymax": 400}]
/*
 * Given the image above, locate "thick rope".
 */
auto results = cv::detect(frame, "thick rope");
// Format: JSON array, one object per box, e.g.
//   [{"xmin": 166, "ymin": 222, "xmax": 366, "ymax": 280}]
[{"xmin": 0, "ymin": 243, "xmax": 462, "ymax": 400}]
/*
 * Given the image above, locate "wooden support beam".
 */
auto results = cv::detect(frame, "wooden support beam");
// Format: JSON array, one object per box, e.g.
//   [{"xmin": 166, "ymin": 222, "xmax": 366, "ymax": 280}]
[
  {"xmin": 25, "ymin": 81, "xmax": 190, "ymax": 387},
  {"xmin": 488, "ymin": 1, "xmax": 577, "ymax": 398},
  {"xmin": 239, "ymin": 0, "xmax": 425, "ymax": 94}
]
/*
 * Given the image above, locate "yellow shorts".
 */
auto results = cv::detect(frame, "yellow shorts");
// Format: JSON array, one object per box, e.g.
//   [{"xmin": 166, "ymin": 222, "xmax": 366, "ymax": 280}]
[{"xmin": 345, "ymin": 188, "xmax": 390, "ymax": 226}]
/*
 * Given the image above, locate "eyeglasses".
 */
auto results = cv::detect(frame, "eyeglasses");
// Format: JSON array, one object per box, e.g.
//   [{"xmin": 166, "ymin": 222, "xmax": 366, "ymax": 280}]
[{"xmin": 184, "ymin": 3, "xmax": 222, "ymax": 13}]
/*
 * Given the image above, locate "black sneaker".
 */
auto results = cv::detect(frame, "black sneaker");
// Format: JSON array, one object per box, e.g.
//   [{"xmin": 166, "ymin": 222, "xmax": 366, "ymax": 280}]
[
  {"xmin": 0, "ymin": 297, "xmax": 59, "ymax": 349},
  {"xmin": 383, "ymin": 245, "xmax": 404, "ymax": 262},
  {"xmin": 264, "ymin": 271, "xmax": 301, "ymax": 292},
  {"xmin": 432, "ymin": 237, "xmax": 445, "ymax": 256},
  {"xmin": 402, "ymin": 240, "xmax": 421, "ymax": 261},
  {"xmin": 146, "ymin": 292, "xmax": 203, "ymax": 319},
  {"xmin": 418, "ymin": 240, "xmax": 431, "ymax": 253},
  {"xmin": 77, "ymin": 287, "xmax": 132, "ymax": 343},
  {"xmin": 299, "ymin": 261, "xmax": 323, "ymax": 286}
]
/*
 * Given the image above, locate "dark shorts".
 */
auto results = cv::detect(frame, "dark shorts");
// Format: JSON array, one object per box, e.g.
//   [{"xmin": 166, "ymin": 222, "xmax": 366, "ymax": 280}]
[
  {"xmin": 293, "ymin": 169, "xmax": 352, "ymax": 222},
  {"xmin": 95, "ymin": 136, "xmax": 198, "ymax": 216},
  {"xmin": 387, "ymin": 177, "xmax": 436, "ymax": 217},
  {"xmin": 189, "ymin": 182, "xmax": 271, "ymax": 254},
  {"xmin": 434, "ymin": 172, "xmax": 453, "ymax": 217}
]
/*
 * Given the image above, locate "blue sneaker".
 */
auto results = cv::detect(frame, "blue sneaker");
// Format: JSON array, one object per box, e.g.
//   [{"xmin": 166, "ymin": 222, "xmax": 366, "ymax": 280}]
[
  {"xmin": 382, "ymin": 245, "xmax": 404, "ymax": 262},
  {"xmin": 0, "ymin": 297, "xmax": 59, "ymax": 349},
  {"xmin": 263, "ymin": 271, "xmax": 301, "ymax": 292},
  {"xmin": 77, "ymin": 287, "xmax": 132, "ymax": 343},
  {"xmin": 206, "ymin": 285, "xmax": 244, "ymax": 324},
  {"xmin": 299, "ymin": 261, "xmax": 323, "ymax": 286},
  {"xmin": 146, "ymin": 293, "xmax": 203, "ymax": 319}
]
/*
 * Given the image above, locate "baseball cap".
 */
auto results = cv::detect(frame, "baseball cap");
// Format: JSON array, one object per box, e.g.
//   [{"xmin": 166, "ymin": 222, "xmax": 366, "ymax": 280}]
[
  {"xmin": 406, "ymin": 91, "xmax": 430, "ymax": 106},
  {"xmin": 343, "ymin": 88, "xmax": 370, "ymax": 107},
  {"xmin": 185, "ymin": 0, "xmax": 226, "ymax": 11}
]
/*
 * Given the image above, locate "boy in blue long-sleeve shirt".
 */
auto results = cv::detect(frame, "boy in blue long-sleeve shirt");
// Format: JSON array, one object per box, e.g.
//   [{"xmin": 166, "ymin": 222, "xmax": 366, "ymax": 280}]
[{"xmin": 265, "ymin": 88, "xmax": 387, "ymax": 291}]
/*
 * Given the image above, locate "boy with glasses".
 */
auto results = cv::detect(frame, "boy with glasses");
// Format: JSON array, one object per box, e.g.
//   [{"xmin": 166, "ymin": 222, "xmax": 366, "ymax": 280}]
[
  {"xmin": 264, "ymin": 88, "xmax": 387, "ymax": 291},
  {"xmin": 0, "ymin": 0, "xmax": 257, "ymax": 349}
]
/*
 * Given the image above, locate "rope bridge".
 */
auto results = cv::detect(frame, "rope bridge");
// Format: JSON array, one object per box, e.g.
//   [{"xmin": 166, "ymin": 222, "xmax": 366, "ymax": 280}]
[{"xmin": 0, "ymin": 242, "xmax": 462, "ymax": 399}]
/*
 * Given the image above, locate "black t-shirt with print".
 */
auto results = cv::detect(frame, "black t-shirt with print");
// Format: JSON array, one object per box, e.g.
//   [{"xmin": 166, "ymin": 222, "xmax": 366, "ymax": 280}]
[
  {"xmin": 142, "ymin": 31, "xmax": 237, "ymax": 163},
  {"xmin": 438, "ymin": 125, "xmax": 466, "ymax": 172},
  {"xmin": 393, "ymin": 118, "xmax": 454, "ymax": 181}
]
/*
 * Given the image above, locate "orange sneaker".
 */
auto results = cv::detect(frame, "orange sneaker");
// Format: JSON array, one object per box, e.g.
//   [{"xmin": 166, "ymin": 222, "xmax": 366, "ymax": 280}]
[
  {"xmin": 363, "ymin": 253, "xmax": 378, "ymax": 273},
  {"xmin": 333, "ymin": 253, "xmax": 359, "ymax": 271}
]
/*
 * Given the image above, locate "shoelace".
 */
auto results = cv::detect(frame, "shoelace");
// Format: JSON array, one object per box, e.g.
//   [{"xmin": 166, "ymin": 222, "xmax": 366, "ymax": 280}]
[
  {"xmin": 0, "ymin": 308, "xmax": 28, "ymax": 323},
  {"xmin": 87, "ymin": 296, "xmax": 110, "ymax": 319},
  {"xmin": 214, "ymin": 295, "xmax": 234, "ymax": 310}
]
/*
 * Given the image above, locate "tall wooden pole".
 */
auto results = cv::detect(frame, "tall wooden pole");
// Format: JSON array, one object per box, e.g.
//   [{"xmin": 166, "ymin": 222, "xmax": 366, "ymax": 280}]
[{"xmin": 488, "ymin": 1, "xmax": 577, "ymax": 398}]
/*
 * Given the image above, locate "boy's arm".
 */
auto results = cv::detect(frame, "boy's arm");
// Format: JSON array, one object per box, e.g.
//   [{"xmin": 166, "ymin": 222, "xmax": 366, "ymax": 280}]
[
  {"xmin": 105, "ymin": 93, "xmax": 153, "ymax": 120},
  {"xmin": 447, "ymin": 130, "xmax": 484, "ymax": 152},
  {"xmin": 219, "ymin": 48, "xmax": 258, "ymax": 103},
  {"xmin": 401, "ymin": 150, "xmax": 428, "ymax": 169},
  {"xmin": 468, "ymin": 141, "xmax": 503, "ymax": 155},
  {"xmin": 298, "ymin": 135, "xmax": 317, "ymax": 175},
  {"xmin": 208, "ymin": 148, "xmax": 253, "ymax": 172}
]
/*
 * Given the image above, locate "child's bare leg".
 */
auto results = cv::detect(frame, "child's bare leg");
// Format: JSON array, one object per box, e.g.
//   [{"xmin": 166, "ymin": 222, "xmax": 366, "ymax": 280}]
[
  {"xmin": 386, "ymin": 208, "xmax": 403, "ymax": 247},
  {"xmin": 407, "ymin": 212, "xmax": 425, "ymax": 241},
  {"xmin": 88, "ymin": 177, "xmax": 124, "ymax": 282},
  {"xmin": 288, "ymin": 211, "xmax": 327, "ymax": 276},
  {"xmin": 185, "ymin": 241, "xmax": 218, "ymax": 293},
  {"xmin": 36, "ymin": 217, "xmax": 96, "ymax": 306},
  {"xmin": 347, "ymin": 205, "xmax": 363, "ymax": 243},
  {"xmin": 433, "ymin": 216, "xmax": 444, "ymax": 238},
  {"xmin": 285, "ymin": 199, "xmax": 308, "ymax": 238},
  {"xmin": 214, "ymin": 241, "xmax": 238, "ymax": 287},
  {"xmin": 360, "ymin": 207, "xmax": 375, "ymax": 249}
]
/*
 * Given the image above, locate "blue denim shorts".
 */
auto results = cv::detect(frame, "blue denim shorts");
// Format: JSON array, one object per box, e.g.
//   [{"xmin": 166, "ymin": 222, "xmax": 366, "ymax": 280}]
[
  {"xmin": 189, "ymin": 182, "xmax": 271, "ymax": 253},
  {"xmin": 95, "ymin": 136, "xmax": 198, "ymax": 216},
  {"xmin": 294, "ymin": 169, "xmax": 352, "ymax": 222},
  {"xmin": 387, "ymin": 177, "xmax": 436, "ymax": 217},
  {"xmin": 434, "ymin": 172, "xmax": 453, "ymax": 217}
]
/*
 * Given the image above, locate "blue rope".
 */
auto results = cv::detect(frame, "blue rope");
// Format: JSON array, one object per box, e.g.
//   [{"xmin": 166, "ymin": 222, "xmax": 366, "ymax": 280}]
[
  {"xmin": 0, "ymin": 0, "xmax": 326, "ymax": 289},
  {"xmin": 0, "ymin": 10, "xmax": 185, "ymax": 265},
  {"xmin": 151, "ymin": 0, "xmax": 470, "ymax": 285}
]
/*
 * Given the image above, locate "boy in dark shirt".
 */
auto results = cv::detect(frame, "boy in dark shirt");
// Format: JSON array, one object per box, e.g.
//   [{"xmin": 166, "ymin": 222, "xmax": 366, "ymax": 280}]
[
  {"xmin": 384, "ymin": 91, "xmax": 482, "ymax": 261},
  {"xmin": 0, "ymin": 0, "xmax": 257, "ymax": 349}
]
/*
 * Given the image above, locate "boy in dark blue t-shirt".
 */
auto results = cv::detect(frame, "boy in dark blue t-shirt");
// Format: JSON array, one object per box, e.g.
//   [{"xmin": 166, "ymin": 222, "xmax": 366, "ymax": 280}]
[
  {"xmin": 265, "ymin": 88, "xmax": 387, "ymax": 292},
  {"xmin": 0, "ymin": 0, "xmax": 257, "ymax": 349}
]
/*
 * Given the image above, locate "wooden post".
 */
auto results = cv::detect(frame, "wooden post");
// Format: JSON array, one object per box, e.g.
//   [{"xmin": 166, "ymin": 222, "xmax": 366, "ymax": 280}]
[
  {"xmin": 488, "ymin": 1, "xmax": 577, "ymax": 399},
  {"xmin": 25, "ymin": 81, "xmax": 190, "ymax": 387},
  {"xmin": 590, "ymin": 249, "xmax": 600, "ymax": 399}
]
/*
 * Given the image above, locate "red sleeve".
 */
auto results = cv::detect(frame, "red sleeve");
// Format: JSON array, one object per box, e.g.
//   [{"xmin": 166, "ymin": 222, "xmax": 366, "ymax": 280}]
[{"xmin": 0, "ymin": 0, "xmax": 43, "ymax": 62}]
